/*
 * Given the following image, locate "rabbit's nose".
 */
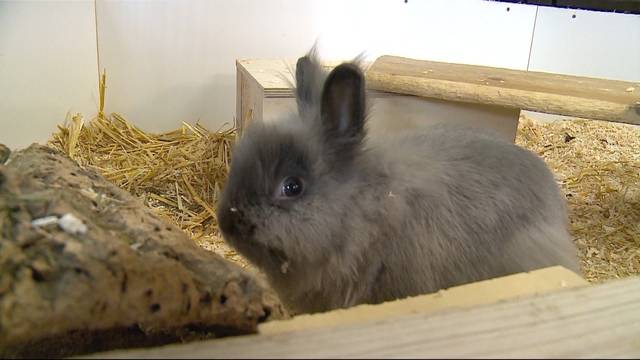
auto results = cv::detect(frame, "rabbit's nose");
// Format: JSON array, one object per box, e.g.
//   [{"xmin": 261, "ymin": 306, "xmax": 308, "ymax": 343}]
[{"xmin": 217, "ymin": 206, "xmax": 241, "ymax": 238}]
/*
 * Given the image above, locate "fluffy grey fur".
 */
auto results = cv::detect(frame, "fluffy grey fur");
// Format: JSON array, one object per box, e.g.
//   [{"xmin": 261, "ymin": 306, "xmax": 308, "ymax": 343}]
[{"xmin": 217, "ymin": 48, "xmax": 580, "ymax": 315}]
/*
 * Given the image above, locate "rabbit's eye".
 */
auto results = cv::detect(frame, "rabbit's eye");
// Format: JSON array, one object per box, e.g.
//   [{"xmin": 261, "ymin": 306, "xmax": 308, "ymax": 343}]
[{"xmin": 280, "ymin": 176, "xmax": 304, "ymax": 198}]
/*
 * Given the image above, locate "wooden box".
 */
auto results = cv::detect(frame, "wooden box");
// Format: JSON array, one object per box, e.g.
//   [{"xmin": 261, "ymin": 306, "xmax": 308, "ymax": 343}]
[{"xmin": 235, "ymin": 59, "xmax": 522, "ymax": 142}]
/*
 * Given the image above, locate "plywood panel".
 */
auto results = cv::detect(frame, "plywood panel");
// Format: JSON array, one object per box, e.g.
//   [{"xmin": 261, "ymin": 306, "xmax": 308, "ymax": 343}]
[
  {"xmin": 237, "ymin": 59, "xmax": 521, "ymax": 141},
  {"xmin": 259, "ymin": 266, "xmax": 587, "ymax": 336},
  {"xmin": 261, "ymin": 95, "xmax": 522, "ymax": 141},
  {"xmin": 236, "ymin": 66, "xmax": 264, "ymax": 133},
  {"xmin": 90, "ymin": 273, "xmax": 640, "ymax": 358}
]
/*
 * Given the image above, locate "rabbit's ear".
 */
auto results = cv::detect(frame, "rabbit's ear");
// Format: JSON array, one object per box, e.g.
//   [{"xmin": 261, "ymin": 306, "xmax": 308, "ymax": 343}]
[
  {"xmin": 320, "ymin": 63, "xmax": 366, "ymax": 149},
  {"xmin": 295, "ymin": 55, "xmax": 315, "ymax": 105},
  {"xmin": 295, "ymin": 46, "xmax": 323, "ymax": 110}
]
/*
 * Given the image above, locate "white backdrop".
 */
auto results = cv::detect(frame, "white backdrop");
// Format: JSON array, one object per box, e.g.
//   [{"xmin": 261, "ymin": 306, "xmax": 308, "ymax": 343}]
[
  {"xmin": 0, "ymin": 0, "xmax": 98, "ymax": 150},
  {"xmin": 1, "ymin": 0, "xmax": 639, "ymax": 149},
  {"xmin": 96, "ymin": 0, "xmax": 538, "ymax": 133}
]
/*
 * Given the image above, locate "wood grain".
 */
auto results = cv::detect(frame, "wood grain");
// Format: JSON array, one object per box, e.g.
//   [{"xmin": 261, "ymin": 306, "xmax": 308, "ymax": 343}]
[
  {"xmin": 91, "ymin": 275, "xmax": 640, "ymax": 359},
  {"xmin": 259, "ymin": 266, "xmax": 586, "ymax": 336},
  {"xmin": 367, "ymin": 56, "xmax": 640, "ymax": 125},
  {"xmin": 236, "ymin": 61, "xmax": 265, "ymax": 133}
]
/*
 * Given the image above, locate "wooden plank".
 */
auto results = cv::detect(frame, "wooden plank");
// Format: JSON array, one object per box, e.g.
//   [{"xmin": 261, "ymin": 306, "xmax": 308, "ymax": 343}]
[
  {"xmin": 90, "ymin": 275, "xmax": 640, "ymax": 358},
  {"xmin": 236, "ymin": 59, "xmax": 295, "ymax": 93},
  {"xmin": 259, "ymin": 92, "xmax": 521, "ymax": 142},
  {"xmin": 235, "ymin": 60, "xmax": 265, "ymax": 133},
  {"xmin": 90, "ymin": 270, "xmax": 640, "ymax": 359},
  {"xmin": 235, "ymin": 59, "xmax": 522, "ymax": 142},
  {"xmin": 235, "ymin": 64, "xmax": 243, "ymax": 130},
  {"xmin": 366, "ymin": 55, "xmax": 640, "ymax": 125},
  {"xmin": 236, "ymin": 59, "xmax": 350, "ymax": 99},
  {"xmin": 259, "ymin": 266, "xmax": 586, "ymax": 336}
]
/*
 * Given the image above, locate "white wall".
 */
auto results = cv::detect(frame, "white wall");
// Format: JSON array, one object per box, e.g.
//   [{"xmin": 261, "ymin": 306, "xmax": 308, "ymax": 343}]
[
  {"xmin": 0, "ymin": 0, "xmax": 98, "ymax": 150},
  {"xmin": 312, "ymin": 0, "xmax": 537, "ymax": 68},
  {"xmin": 96, "ymin": 0, "xmax": 537, "ymax": 136},
  {"xmin": 1, "ymin": 0, "xmax": 638, "ymax": 149},
  {"xmin": 529, "ymin": 6, "xmax": 640, "ymax": 81},
  {"xmin": 95, "ymin": 0, "xmax": 318, "ymax": 133}
]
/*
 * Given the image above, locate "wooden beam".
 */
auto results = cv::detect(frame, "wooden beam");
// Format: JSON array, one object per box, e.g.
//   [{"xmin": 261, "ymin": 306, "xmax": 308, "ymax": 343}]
[
  {"xmin": 90, "ymin": 273, "xmax": 640, "ymax": 358},
  {"xmin": 259, "ymin": 266, "xmax": 586, "ymax": 336},
  {"xmin": 366, "ymin": 55, "xmax": 640, "ymax": 125}
]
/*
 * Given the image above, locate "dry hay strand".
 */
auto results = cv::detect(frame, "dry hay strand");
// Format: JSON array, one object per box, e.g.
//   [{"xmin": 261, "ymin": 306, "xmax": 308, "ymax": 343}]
[
  {"xmin": 47, "ymin": 72, "xmax": 249, "ymax": 266},
  {"xmin": 516, "ymin": 115, "xmax": 640, "ymax": 283}
]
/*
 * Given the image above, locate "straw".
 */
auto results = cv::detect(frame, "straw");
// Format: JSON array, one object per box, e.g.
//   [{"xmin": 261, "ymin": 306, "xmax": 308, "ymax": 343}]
[{"xmin": 47, "ymin": 73, "xmax": 640, "ymax": 281}]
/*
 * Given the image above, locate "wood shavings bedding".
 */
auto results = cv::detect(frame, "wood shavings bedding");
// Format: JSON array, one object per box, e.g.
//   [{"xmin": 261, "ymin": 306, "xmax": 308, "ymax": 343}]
[{"xmin": 516, "ymin": 115, "xmax": 639, "ymax": 282}]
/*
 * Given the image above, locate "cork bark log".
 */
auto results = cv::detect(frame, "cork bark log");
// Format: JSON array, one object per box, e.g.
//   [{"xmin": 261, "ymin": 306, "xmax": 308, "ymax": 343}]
[{"xmin": 0, "ymin": 144, "xmax": 285, "ymax": 358}]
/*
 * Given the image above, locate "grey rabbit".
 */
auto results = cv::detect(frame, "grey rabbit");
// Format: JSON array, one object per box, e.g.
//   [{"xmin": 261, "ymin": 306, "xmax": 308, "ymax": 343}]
[{"xmin": 217, "ymin": 48, "xmax": 580, "ymax": 315}]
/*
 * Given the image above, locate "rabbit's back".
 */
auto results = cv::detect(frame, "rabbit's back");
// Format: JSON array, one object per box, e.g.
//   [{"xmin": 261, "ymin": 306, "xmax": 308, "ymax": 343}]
[{"xmin": 367, "ymin": 123, "xmax": 579, "ymax": 302}]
